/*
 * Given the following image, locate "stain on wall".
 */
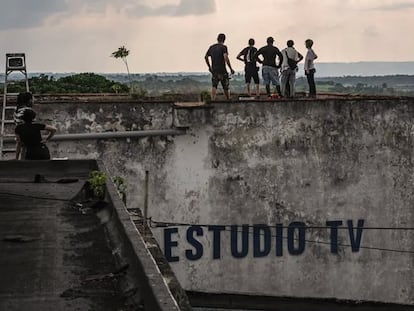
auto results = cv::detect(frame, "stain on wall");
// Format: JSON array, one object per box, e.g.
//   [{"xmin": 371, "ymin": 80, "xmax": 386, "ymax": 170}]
[{"xmin": 35, "ymin": 99, "xmax": 414, "ymax": 305}]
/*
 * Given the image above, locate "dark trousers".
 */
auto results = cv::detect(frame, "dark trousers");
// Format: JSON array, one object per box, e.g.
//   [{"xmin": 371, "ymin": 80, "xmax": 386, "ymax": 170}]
[
  {"xmin": 25, "ymin": 143, "xmax": 50, "ymax": 160},
  {"xmin": 306, "ymin": 69, "xmax": 316, "ymax": 97}
]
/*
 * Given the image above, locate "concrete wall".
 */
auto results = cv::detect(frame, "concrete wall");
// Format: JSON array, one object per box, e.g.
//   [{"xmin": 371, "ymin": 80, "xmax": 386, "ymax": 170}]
[{"xmin": 35, "ymin": 98, "xmax": 414, "ymax": 305}]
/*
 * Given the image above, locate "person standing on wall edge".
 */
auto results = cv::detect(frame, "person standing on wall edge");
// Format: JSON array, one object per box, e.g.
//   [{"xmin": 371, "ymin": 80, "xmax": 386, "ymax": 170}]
[
  {"xmin": 280, "ymin": 40, "xmax": 303, "ymax": 98},
  {"xmin": 304, "ymin": 39, "xmax": 318, "ymax": 98},
  {"xmin": 205, "ymin": 33, "xmax": 235, "ymax": 100},
  {"xmin": 237, "ymin": 38, "xmax": 260, "ymax": 98},
  {"xmin": 255, "ymin": 36, "xmax": 283, "ymax": 98}
]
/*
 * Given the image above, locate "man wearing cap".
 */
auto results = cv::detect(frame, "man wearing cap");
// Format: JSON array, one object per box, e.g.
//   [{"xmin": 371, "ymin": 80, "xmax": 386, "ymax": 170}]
[{"xmin": 255, "ymin": 37, "xmax": 283, "ymax": 98}]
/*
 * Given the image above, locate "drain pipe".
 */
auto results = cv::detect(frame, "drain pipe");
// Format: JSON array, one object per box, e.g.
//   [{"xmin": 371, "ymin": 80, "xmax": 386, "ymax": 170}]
[
  {"xmin": 143, "ymin": 170, "xmax": 149, "ymax": 235},
  {"xmin": 3, "ymin": 128, "xmax": 186, "ymax": 143}
]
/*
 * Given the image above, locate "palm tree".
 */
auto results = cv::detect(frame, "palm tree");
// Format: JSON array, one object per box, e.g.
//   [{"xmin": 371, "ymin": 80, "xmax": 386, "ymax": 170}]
[{"xmin": 111, "ymin": 46, "xmax": 131, "ymax": 88}]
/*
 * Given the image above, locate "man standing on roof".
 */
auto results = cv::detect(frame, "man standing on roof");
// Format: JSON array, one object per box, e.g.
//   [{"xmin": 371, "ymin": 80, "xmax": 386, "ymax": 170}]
[
  {"xmin": 304, "ymin": 39, "xmax": 318, "ymax": 98},
  {"xmin": 255, "ymin": 37, "xmax": 283, "ymax": 98},
  {"xmin": 280, "ymin": 40, "xmax": 303, "ymax": 98},
  {"xmin": 237, "ymin": 38, "xmax": 260, "ymax": 97},
  {"xmin": 205, "ymin": 33, "xmax": 235, "ymax": 100}
]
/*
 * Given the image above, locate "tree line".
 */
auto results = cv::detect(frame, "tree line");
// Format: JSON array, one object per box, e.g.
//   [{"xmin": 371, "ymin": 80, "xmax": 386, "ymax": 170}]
[
  {"xmin": 1, "ymin": 72, "xmax": 414, "ymax": 97},
  {"xmin": 0, "ymin": 73, "xmax": 129, "ymax": 94}
]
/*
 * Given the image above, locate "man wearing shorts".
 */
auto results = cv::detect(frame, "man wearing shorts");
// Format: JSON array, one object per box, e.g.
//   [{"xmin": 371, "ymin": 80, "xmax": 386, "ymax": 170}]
[
  {"xmin": 205, "ymin": 33, "xmax": 235, "ymax": 100},
  {"xmin": 255, "ymin": 37, "xmax": 283, "ymax": 97},
  {"xmin": 237, "ymin": 38, "xmax": 260, "ymax": 97}
]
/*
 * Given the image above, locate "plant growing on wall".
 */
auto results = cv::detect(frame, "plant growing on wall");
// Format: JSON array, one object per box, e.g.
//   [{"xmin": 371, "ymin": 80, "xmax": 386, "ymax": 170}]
[
  {"xmin": 200, "ymin": 90, "xmax": 211, "ymax": 104},
  {"xmin": 113, "ymin": 176, "xmax": 127, "ymax": 204},
  {"xmin": 131, "ymin": 86, "xmax": 148, "ymax": 99},
  {"xmin": 89, "ymin": 170, "xmax": 107, "ymax": 199}
]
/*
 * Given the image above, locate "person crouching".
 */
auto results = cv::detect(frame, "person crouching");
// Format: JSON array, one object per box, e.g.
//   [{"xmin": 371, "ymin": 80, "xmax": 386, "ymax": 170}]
[{"xmin": 15, "ymin": 109, "xmax": 57, "ymax": 160}]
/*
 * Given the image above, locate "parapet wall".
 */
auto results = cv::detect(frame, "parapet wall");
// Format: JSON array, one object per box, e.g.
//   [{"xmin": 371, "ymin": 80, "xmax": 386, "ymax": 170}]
[{"xmin": 35, "ymin": 97, "xmax": 414, "ymax": 305}]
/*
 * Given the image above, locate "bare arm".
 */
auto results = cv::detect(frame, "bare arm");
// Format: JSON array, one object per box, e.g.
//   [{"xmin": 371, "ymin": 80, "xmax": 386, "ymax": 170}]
[
  {"xmin": 276, "ymin": 50, "xmax": 284, "ymax": 68},
  {"xmin": 42, "ymin": 125, "xmax": 57, "ymax": 143},
  {"xmin": 224, "ymin": 53, "xmax": 235, "ymax": 74},
  {"xmin": 15, "ymin": 134, "xmax": 21, "ymax": 160},
  {"xmin": 204, "ymin": 54, "xmax": 212, "ymax": 73},
  {"xmin": 236, "ymin": 51, "xmax": 244, "ymax": 62},
  {"xmin": 254, "ymin": 50, "xmax": 263, "ymax": 64}
]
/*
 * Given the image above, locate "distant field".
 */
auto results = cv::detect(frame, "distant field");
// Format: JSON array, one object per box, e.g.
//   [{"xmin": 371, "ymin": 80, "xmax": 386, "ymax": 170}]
[{"xmin": 1, "ymin": 70, "xmax": 414, "ymax": 97}]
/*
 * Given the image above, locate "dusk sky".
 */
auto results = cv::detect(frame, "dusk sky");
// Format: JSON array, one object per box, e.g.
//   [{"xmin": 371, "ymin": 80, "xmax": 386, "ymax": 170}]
[{"xmin": 0, "ymin": 0, "xmax": 413, "ymax": 73}]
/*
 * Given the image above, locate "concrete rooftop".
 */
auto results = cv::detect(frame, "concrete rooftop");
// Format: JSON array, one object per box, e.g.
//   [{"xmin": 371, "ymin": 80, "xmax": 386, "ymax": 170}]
[
  {"xmin": 0, "ymin": 160, "xmax": 185, "ymax": 311},
  {"xmin": 0, "ymin": 160, "xmax": 128, "ymax": 310}
]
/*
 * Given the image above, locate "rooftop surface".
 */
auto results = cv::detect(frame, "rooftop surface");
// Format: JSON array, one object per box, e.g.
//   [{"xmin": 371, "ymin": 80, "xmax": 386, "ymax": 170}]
[
  {"xmin": 0, "ymin": 160, "xmax": 127, "ymax": 310},
  {"xmin": 0, "ymin": 160, "xmax": 185, "ymax": 311}
]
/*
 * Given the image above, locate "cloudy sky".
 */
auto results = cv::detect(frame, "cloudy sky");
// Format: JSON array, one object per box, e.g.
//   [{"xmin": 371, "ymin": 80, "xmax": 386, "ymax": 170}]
[{"xmin": 0, "ymin": 0, "xmax": 413, "ymax": 73}]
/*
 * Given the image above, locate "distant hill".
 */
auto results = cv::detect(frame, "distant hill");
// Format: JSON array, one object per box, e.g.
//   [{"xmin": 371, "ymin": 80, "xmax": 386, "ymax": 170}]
[
  {"xmin": 1, "ymin": 62, "xmax": 414, "ymax": 80},
  {"xmin": 301, "ymin": 61, "xmax": 414, "ymax": 77},
  {"xmin": 2, "ymin": 65, "xmax": 414, "ymax": 96},
  {"xmin": 125, "ymin": 62, "xmax": 414, "ymax": 78}
]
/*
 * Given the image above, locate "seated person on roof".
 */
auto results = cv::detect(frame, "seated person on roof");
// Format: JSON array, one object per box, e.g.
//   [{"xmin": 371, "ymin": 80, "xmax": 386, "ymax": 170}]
[{"xmin": 15, "ymin": 109, "xmax": 57, "ymax": 160}]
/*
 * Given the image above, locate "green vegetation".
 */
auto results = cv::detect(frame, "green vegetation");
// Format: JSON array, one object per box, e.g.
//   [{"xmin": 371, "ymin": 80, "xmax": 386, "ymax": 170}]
[
  {"xmin": 0, "ymin": 73, "xmax": 129, "ymax": 94},
  {"xmin": 200, "ymin": 90, "xmax": 212, "ymax": 103},
  {"xmin": 130, "ymin": 86, "xmax": 149, "ymax": 99},
  {"xmin": 294, "ymin": 76, "xmax": 413, "ymax": 96},
  {"xmin": 1, "ymin": 72, "xmax": 414, "ymax": 97},
  {"xmin": 89, "ymin": 170, "xmax": 107, "ymax": 199},
  {"xmin": 113, "ymin": 176, "xmax": 127, "ymax": 204},
  {"xmin": 122, "ymin": 73, "xmax": 414, "ymax": 97},
  {"xmin": 127, "ymin": 74, "xmax": 211, "ymax": 96},
  {"xmin": 111, "ymin": 46, "xmax": 131, "ymax": 87}
]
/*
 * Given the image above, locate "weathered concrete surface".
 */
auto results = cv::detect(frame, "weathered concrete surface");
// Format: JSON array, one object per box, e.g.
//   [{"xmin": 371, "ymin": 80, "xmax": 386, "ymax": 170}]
[
  {"xmin": 31, "ymin": 98, "xmax": 414, "ymax": 306},
  {"xmin": 0, "ymin": 160, "xmax": 125, "ymax": 310},
  {"xmin": 0, "ymin": 160, "xmax": 187, "ymax": 311}
]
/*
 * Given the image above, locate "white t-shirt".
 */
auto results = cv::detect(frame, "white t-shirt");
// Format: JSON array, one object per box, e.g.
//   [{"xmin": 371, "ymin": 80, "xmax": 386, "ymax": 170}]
[{"xmin": 304, "ymin": 48, "xmax": 317, "ymax": 71}]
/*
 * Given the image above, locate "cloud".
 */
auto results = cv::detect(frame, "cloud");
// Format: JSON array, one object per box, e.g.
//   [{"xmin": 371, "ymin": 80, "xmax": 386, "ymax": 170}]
[
  {"xmin": 0, "ymin": 0, "xmax": 68, "ymax": 30},
  {"xmin": 174, "ymin": 0, "xmax": 216, "ymax": 16},
  {"xmin": 368, "ymin": 1, "xmax": 414, "ymax": 11},
  {"xmin": 0, "ymin": 0, "xmax": 216, "ymax": 30},
  {"xmin": 126, "ymin": 0, "xmax": 216, "ymax": 18}
]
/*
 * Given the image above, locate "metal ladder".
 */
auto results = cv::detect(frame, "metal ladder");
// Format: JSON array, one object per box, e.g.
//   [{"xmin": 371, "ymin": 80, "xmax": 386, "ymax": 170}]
[{"xmin": 0, "ymin": 53, "xmax": 29, "ymax": 159}]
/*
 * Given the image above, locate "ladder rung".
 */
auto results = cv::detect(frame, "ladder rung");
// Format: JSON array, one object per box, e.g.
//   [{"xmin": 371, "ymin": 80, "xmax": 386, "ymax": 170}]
[
  {"xmin": 1, "ymin": 148, "xmax": 16, "ymax": 153},
  {"xmin": 3, "ymin": 120, "xmax": 15, "ymax": 124},
  {"xmin": 5, "ymin": 93, "xmax": 19, "ymax": 96},
  {"xmin": 5, "ymin": 106, "xmax": 16, "ymax": 110},
  {"xmin": 2, "ymin": 134, "xmax": 15, "ymax": 138}
]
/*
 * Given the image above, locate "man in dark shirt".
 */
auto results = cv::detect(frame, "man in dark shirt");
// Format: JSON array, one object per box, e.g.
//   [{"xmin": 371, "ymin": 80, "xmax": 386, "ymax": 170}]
[
  {"xmin": 255, "ymin": 37, "xmax": 283, "ymax": 97},
  {"xmin": 205, "ymin": 33, "xmax": 235, "ymax": 100},
  {"xmin": 237, "ymin": 38, "xmax": 260, "ymax": 97}
]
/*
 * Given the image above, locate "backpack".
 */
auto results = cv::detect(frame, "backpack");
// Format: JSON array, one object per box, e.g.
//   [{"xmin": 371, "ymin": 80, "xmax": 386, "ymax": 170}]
[
  {"xmin": 14, "ymin": 106, "xmax": 33, "ymax": 125},
  {"xmin": 285, "ymin": 50, "xmax": 297, "ymax": 70},
  {"xmin": 246, "ymin": 47, "xmax": 257, "ymax": 63}
]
